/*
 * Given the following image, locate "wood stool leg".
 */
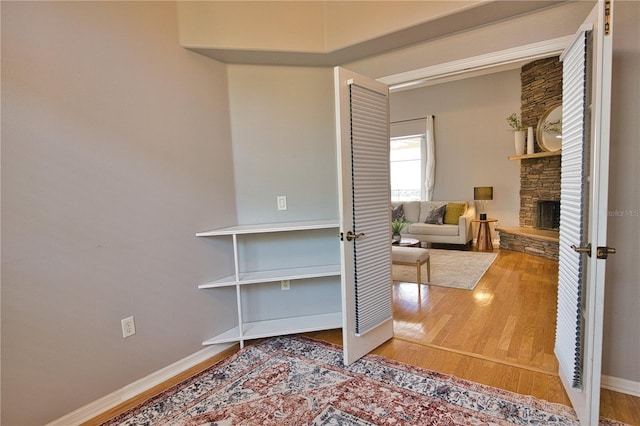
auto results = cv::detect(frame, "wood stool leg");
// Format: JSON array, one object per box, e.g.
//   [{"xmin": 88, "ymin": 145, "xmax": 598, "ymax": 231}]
[
  {"xmin": 426, "ymin": 258, "xmax": 431, "ymax": 282},
  {"xmin": 415, "ymin": 260, "xmax": 421, "ymax": 284}
]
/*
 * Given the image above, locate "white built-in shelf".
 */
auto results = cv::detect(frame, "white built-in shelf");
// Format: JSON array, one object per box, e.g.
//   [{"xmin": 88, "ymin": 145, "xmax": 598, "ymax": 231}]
[
  {"xmin": 196, "ymin": 219, "xmax": 339, "ymax": 237},
  {"xmin": 196, "ymin": 219, "xmax": 342, "ymax": 347},
  {"xmin": 508, "ymin": 150, "xmax": 561, "ymax": 161},
  {"xmin": 202, "ymin": 312, "xmax": 342, "ymax": 346},
  {"xmin": 198, "ymin": 264, "xmax": 341, "ymax": 289}
]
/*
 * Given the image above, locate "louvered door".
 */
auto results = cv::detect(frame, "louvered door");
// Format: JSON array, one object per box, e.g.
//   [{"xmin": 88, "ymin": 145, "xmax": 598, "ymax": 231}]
[
  {"xmin": 334, "ymin": 66, "xmax": 393, "ymax": 365},
  {"xmin": 555, "ymin": 1, "xmax": 614, "ymax": 423},
  {"xmin": 556, "ymin": 25, "xmax": 590, "ymax": 394}
]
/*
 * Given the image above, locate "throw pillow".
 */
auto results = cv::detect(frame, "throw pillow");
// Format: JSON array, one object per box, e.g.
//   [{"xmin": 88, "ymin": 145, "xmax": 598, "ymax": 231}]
[
  {"xmin": 391, "ymin": 204, "xmax": 404, "ymax": 221},
  {"xmin": 444, "ymin": 202, "xmax": 467, "ymax": 225},
  {"xmin": 424, "ymin": 204, "xmax": 446, "ymax": 225}
]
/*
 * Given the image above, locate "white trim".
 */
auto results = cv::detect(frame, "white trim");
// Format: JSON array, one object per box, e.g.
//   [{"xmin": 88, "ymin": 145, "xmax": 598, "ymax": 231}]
[
  {"xmin": 46, "ymin": 343, "xmax": 235, "ymax": 426},
  {"xmin": 380, "ymin": 36, "xmax": 574, "ymax": 91},
  {"xmin": 601, "ymin": 375, "xmax": 640, "ymax": 397}
]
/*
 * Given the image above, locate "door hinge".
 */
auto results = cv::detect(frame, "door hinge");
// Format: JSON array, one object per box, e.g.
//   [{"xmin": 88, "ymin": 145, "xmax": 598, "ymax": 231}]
[{"xmin": 604, "ymin": 0, "xmax": 611, "ymax": 36}]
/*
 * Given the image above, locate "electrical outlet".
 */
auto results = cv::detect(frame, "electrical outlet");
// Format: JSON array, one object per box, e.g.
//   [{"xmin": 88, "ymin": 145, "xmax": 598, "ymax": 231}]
[
  {"xmin": 121, "ymin": 316, "xmax": 136, "ymax": 338},
  {"xmin": 277, "ymin": 195, "xmax": 287, "ymax": 211},
  {"xmin": 281, "ymin": 280, "xmax": 290, "ymax": 290}
]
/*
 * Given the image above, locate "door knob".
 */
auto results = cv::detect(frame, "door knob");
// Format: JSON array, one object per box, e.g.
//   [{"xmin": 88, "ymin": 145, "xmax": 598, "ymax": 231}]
[
  {"xmin": 571, "ymin": 243, "xmax": 617, "ymax": 259},
  {"xmin": 571, "ymin": 243, "xmax": 592, "ymax": 257},
  {"xmin": 345, "ymin": 231, "xmax": 365, "ymax": 241}
]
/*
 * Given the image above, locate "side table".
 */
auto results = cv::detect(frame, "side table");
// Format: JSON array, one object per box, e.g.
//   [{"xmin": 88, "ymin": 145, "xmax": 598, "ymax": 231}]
[
  {"xmin": 396, "ymin": 238, "xmax": 420, "ymax": 247},
  {"xmin": 472, "ymin": 218, "xmax": 498, "ymax": 251}
]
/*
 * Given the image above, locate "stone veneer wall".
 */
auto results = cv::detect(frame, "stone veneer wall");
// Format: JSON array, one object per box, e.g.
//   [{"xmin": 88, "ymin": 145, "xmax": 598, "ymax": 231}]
[
  {"xmin": 499, "ymin": 232, "xmax": 559, "ymax": 260},
  {"xmin": 521, "ymin": 57, "xmax": 563, "ymax": 154},
  {"xmin": 518, "ymin": 57, "xmax": 563, "ymax": 228}
]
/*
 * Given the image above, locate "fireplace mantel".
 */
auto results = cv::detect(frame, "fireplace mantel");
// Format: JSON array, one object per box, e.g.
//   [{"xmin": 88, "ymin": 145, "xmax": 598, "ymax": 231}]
[{"xmin": 508, "ymin": 151, "xmax": 561, "ymax": 161}]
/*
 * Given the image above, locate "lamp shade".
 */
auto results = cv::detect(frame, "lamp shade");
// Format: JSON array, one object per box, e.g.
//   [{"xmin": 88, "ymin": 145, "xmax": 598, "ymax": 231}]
[{"xmin": 474, "ymin": 186, "xmax": 494, "ymax": 201}]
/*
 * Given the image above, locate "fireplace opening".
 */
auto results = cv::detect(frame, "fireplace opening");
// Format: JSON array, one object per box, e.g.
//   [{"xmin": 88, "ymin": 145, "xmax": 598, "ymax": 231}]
[{"xmin": 537, "ymin": 200, "xmax": 560, "ymax": 230}]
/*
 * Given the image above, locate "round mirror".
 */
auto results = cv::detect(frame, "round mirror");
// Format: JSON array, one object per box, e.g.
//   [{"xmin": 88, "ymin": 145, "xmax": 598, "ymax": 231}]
[{"xmin": 536, "ymin": 104, "xmax": 562, "ymax": 152}]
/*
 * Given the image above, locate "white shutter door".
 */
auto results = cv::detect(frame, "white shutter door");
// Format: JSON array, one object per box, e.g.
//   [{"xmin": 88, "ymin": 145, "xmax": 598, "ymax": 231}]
[
  {"xmin": 350, "ymin": 83, "xmax": 393, "ymax": 335},
  {"xmin": 556, "ymin": 29, "xmax": 589, "ymax": 389},
  {"xmin": 335, "ymin": 66, "xmax": 393, "ymax": 366},
  {"xmin": 555, "ymin": 2, "xmax": 614, "ymax": 423}
]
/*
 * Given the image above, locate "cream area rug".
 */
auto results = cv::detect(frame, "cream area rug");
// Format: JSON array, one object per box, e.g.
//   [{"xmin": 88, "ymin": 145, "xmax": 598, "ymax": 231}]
[{"xmin": 392, "ymin": 249, "xmax": 498, "ymax": 290}]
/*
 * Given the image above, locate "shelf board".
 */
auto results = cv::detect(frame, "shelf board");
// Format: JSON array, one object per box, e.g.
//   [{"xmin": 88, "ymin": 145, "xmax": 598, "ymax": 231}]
[
  {"xmin": 196, "ymin": 219, "xmax": 339, "ymax": 237},
  {"xmin": 508, "ymin": 150, "xmax": 561, "ymax": 161},
  {"xmin": 198, "ymin": 264, "xmax": 341, "ymax": 288},
  {"xmin": 202, "ymin": 312, "xmax": 342, "ymax": 345}
]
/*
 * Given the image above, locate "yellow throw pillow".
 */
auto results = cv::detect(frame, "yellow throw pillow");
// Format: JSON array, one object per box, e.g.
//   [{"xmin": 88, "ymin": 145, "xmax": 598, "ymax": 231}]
[{"xmin": 444, "ymin": 203, "xmax": 467, "ymax": 225}]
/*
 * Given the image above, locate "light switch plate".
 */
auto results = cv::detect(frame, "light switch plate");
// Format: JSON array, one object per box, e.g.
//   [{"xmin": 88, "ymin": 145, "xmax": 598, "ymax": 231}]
[{"xmin": 277, "ymin": 195, "xmax": 287, "ymax": 211}]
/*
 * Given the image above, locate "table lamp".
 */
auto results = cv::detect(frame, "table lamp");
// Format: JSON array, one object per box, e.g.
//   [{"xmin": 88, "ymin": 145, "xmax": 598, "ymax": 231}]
[{"xmin": 474, "ymin": 186, "xmax": 493, "ymax": 220}]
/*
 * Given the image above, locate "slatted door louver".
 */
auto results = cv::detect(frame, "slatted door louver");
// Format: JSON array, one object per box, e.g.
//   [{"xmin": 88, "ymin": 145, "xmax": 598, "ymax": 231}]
[
  {"xmin": 556, "ymin": 30, "xmax": 589, "ymax": 389},
  {"xmin": 349, "ymin": 83, "xmax": 392, "ymax": 336}
]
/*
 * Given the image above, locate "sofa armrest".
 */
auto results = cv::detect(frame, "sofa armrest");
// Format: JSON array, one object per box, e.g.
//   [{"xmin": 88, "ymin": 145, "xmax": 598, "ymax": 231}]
[{"xmin": 458, "ymin": 202, "xmax": 476, "ymax": 242}]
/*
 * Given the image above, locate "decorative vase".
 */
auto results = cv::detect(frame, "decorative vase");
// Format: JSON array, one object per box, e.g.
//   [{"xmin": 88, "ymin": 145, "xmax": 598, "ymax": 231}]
[
  {"xmin": 392, "ymin": 232, "xmax": 402, "ymax": 244},
  {"xmin": 514, "ymin": 130, "xmax": 526, "ymax": 156},
  {"xmin": 527, "ymin": 126, "xmax": 535, "ymax": 154}
]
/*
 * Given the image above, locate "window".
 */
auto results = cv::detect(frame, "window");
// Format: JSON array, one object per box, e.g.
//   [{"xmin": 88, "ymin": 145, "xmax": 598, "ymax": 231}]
[{"xmin": 390, "ymin": 136, "xmax": 423, "ymax": 201}]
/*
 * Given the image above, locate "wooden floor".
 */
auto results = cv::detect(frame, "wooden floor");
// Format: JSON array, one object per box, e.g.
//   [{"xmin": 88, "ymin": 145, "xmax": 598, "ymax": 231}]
[
  {"xmin": 88, "ymin": 249, "xmax": 639, "ymax": 425},
  {"xmin": 308, "ymin": 248, "xmax": 639, "ymax": 425},
  {"xmin": 393, "ymin": 248, "xmax": 560, "ymax": 374}
]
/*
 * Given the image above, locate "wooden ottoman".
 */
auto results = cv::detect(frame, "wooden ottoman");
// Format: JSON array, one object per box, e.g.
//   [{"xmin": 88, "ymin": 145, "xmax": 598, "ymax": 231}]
[{"xmin": 391, "ymin": 246, "xmax": 430, "ymax": 284}]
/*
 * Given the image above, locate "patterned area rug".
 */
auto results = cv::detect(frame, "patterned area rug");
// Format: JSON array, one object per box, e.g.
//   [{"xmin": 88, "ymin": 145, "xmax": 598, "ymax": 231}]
[
  {"xmin": 102, "ymin": 336, "xmax": 625, "ymax": 425},
  {"xmin": 392, "ymin": 248, "xmax": 498, "ymax": 289}
]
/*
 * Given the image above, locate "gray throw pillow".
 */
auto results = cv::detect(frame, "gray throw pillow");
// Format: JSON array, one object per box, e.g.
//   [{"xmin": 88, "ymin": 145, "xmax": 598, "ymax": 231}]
[
  {"xmin": 424, "ymin": 204, "xmax": 446, "ymax": 225},
  {"xmin": 392, "ymin": 204, "xmax": 404, "ymax": 221}
]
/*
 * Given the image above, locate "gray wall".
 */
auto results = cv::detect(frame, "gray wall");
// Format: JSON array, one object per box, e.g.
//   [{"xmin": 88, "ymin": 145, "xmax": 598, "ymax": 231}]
[
  {"xmin": 1, "ymin": 2, "xmax": 238, "ymax": 424},
  {"xmin": 226, "ymin": 64, "xmax": 341, "ymax": 324},
  {"xmin": 390, "ymin": 70, "xmax": 522, "ymax": 228},
  {"xmin": 227, "ymin": 65, "xmax": 338, "ymax": 224},
  {"xmin": 603, "ymin": 0, "xmax": 640, "ymax": 384}
]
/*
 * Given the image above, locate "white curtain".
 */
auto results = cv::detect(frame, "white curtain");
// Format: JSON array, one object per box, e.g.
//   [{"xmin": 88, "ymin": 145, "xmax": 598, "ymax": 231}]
[
  {"xmin": 390, "ymin": 115, "xmax": 436, "ymax": 201},
  {"xmin": 423, "ymin": 115, "xmax": 435, "ymax": 201}
]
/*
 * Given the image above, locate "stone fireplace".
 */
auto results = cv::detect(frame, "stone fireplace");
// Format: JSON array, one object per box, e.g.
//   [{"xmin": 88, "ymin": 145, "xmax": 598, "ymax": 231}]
[
  {"xmin": 498, "ymin": 154, "xmax": 561, "ymax": 260},
  {"xmin": 519, "ymin": 155, "xmax": 561, "ymax": 228},
  {"xmin": 497, "ymin": 57, "xmax": 562, "ymax": 260}
]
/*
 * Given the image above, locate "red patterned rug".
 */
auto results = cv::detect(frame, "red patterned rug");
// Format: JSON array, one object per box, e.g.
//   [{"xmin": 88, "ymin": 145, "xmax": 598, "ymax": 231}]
[{"xmin": 103, "ymin": 336, "xmax": 625, "ymax": 425}]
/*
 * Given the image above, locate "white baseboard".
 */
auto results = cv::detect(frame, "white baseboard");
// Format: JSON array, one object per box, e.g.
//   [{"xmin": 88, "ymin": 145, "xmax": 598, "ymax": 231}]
[
  {"xmin": 601, "ymin": 374, "xmax": 640, "ymax": 397},
  {"xmin": 46, "ymin": 343, "xmax": 235, "ymax": 426}
]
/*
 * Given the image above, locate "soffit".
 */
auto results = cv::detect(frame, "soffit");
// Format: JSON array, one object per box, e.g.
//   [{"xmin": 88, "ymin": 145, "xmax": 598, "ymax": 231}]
[{"xmin": 180, "ymin": 0, "xmax": 566, "ymax": 67}]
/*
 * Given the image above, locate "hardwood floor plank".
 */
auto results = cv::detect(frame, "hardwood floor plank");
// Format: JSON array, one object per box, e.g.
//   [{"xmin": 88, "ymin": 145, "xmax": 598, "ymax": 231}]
[{"xmin": 498, "ymin": 315, "xmax": 517, "ymax": 352}]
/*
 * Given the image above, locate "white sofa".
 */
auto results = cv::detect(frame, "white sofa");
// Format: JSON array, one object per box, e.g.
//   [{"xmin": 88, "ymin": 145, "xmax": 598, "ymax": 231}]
[{"xmin": 392, "ymin": 200, "xmax": 476, "ymax": 245}]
